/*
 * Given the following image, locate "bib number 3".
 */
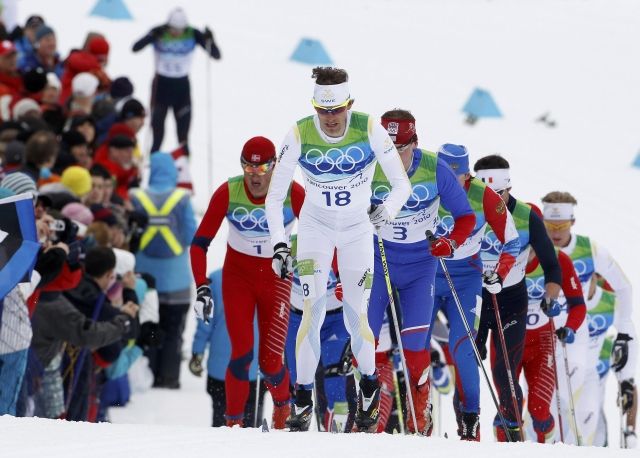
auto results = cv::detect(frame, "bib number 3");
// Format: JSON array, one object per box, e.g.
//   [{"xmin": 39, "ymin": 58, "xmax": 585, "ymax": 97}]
[{"xmin": 322, "ymin": 191, "xmax": 351, "ymax": 207}]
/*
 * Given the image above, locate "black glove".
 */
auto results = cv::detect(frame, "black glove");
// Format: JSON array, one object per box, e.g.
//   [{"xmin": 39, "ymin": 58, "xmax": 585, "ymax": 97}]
[
  {"xmin": 620, "ymin": 379, "xmax": 635, "ymax": 414},
  {"xmin": 189, "ymin": 353, "xmax": 204, "ymax": 377},
  {"xmin": 151, "ymin": 25, "xmax": 167, "ymax": 40},
  {"xmin": 612, "ymin": 333, "xmax": 632, "ymax": 372},
  {"xmin": 136, "ymin": 322, "xmax": 164, "ymax": 348},
  {"xmin": 555, "ymin": 326, "xmax": 575, "ymax": 344},
  {"xmin": 475, "ymin": 337, "xmax": 487, "ymax": 360},
  {"xmin": 271, "ymin": 243, "xmax": 293, "ymax": 279},
  {"xmin": 194, "ymin": 285, "xmax": 214, "ymax": 322},
  {"xmin": 66, "ymin": 240, "xmax": 84, "ymax": 270},
  {"xmin": 430, "ymin": 350, "xmax": 445, "ymax": 369},
  {"xmin": 482, "ymin": 271, "xmax": 503, "ymax": 294}
]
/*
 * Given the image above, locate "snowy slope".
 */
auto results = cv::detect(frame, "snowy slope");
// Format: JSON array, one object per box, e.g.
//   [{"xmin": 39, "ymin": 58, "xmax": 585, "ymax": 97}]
[
  {"xmin": 9, "ymin": 0, "xmax": 640, "ymax": 454},
  {"xmin": 0, "ymin": 415, "xmax": 637, "ymax": 458}
]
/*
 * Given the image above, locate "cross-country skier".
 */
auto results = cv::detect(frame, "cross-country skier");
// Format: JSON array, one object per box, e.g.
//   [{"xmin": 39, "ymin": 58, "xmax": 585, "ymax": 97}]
[
  {"xmin": 190, "ymin": 136, "xmax": 305, "ymax": 428},
  {"xmin": 427, "ymin": 144, "xmax": 520, "ymax": 441},
  {"xmin": 265, "ymin": 67, "xmax": 411, "ymax": 432},
  {"xmin": 521, "ymin": 204, "xmax": 586, "ymax": 443},
  {"xmin": 473, "ymin": 156, "xmax": 562, "ymax": 441},
  {"xmin": 368, "ymin": 116, "xmax": 476, "ymax": 436},
  {"xmin": 541, "ymin": 191, "xmax": 637, "ymax": 447},
  {"xmin": 132, "ymin": 7, "xmax": 221, "ymax": 154}
]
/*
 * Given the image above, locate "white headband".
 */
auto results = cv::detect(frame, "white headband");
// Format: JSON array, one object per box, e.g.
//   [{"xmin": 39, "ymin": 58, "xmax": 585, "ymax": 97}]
[
  {"xmin": 474, "ymin": 168, "xmax": 511, "ymax": 192},
  {"xmin": 543, "ymin": 202, "xmax": 575, "ymax": 220},
  {"xmin": 313, "ymin": 82, "xmax": 350, "ymax": 107}
]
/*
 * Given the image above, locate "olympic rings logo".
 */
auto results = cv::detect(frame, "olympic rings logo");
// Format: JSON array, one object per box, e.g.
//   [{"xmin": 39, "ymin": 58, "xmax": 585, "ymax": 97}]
[
  {"xmin": 230, "ymin": 207, "xmax": 268, "ymax": 231},
  {"xmin": 481, "ymin": 230, "xmax": 503, "ymax": 253},
  {"xmin": 587, "ymin": 314, "xmax": 610, "ymax": 334},
  {"xmin": 596, "ymin": 360, "xmax": 608, "ymax": 376},
  {"xmin": 372, "ymin": 183, "xmax": 432, "ymax": 209},
  {"xmin": 526, "ymin": 277, "xmax": 546, "ymax": 300},
  {"xmin": 304, "ymin": 146, "xmax": 366, "ymax": 173},
  {"xmin": 435, "ymin": 214, "xmax": 454, "ymax": 237},
  {"xmin": 572, "ymin": 259, "xmax": 593, "ymax": 280}
]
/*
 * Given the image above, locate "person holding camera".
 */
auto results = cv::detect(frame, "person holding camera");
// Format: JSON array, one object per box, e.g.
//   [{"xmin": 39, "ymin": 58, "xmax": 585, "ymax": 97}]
[
  {"xmin": 129, "ymin": 151, "xmax": 196, "ymax": 389},
  {"xmin": 131, "ymin": 7, "xmax": 221, "ymax": 155}
]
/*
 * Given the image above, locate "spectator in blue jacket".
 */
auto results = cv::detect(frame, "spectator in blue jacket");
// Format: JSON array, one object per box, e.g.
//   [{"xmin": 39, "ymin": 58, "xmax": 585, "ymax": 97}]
[
  {"xmin": 189, "ymin": 270, "xmax": 265, "ymax": 427},
  {"xmin": 129, "ymin": 152, "xmax": 196, "ymax": 389}
]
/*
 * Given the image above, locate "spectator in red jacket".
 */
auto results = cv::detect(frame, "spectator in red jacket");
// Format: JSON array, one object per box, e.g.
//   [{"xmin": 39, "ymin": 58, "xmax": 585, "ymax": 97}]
[
  {"xmin": 93, "ymin": 132, "xmax": 139, "ymax": 201},
  {"xmin": 0, "ymin": 40, "xmax": 23, "ymax": 121},
  {"xmin": 59, "ymin": 35, "xmax": 110, "ymax": 105}
]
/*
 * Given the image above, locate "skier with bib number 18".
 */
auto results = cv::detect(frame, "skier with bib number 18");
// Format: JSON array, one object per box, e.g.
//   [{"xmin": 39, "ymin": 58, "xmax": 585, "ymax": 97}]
[{"xmin": 265, "ymin": 67, "xmax": 411, "ymax": 432}]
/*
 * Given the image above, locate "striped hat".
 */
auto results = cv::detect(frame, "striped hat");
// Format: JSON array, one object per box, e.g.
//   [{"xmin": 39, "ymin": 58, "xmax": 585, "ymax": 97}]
[
  {"xmin": 1, "ymin": 172, "xmax": 37, "ymax": 196},
  {"xmin": 437, "ymin": 143, "xmax": 469, "ymax": 175}
]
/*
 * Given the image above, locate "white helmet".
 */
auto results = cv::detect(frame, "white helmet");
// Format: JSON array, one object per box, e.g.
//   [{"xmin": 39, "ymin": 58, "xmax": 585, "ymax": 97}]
[{"xmin": 168, "ymin": 8, "xmax": 188, "ymax": 30}]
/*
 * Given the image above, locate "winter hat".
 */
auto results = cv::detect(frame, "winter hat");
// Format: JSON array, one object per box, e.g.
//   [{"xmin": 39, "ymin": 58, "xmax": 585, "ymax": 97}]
[
  {"xmin": 113, "ymin": 247, "xmax": 135, "ymax": 276},
  {"xmin": 241, "ymin": 136, "xmax": 275, "ymax": 164},
  {"xmin": 46, "ymin": 72, "xmax": 61, "ymax": 90},
  {"xmin": 87, "ymin": 36, "xmax": 110, "ymax": 58},
  {"xmin": 35, "ymin": 25, "xmax": 55, "ymax": 42},
  {"xmin": 168, "ymin": 8, "xmax": 188, "ymax": 29},
  {"xmin": 22, "ymin": 68, "xmax": 48, "ymax": 93},
  {"xmin": 62, "ymin": 130, "xmax": 88, "ymax": 148},
  {"xmin": 90, "ymin": 204, "xmax": 118, "ymax": 227},
  {"xmin": 0, "ymin": 187, "xmax": 15, "ymax": 200},
  {"xmin": 1, "ymin": 172, "xmax": 37, "ymax": 196},
  {"xmin": 61, "ymin": 166, "xmax": 92, "ymax": 197},
  {"xmin": 110, "ymin": 76, "xmax": 134, "ymax": 99},
  {"xmin": 62, "ymin": 202, "xmax": 94, "ymax": 226},
  {"xmin": 119, "ymin": 98, "xmax": 145, "ymax": 120},
  {"xmin": 25, "ymin": 15, "xmax": 45, "ymax": 29},
  {"xmin": 4, "ymin": 140, "xmax": 26, "ymax": 167},
  {"xmin": 109, "ymin": 134, "xmax": 135, "ymax": 149},
  {"xmin": 0, "ymin": 40, "xmax": 16, "ymax": 57},
  {"xmin": 437, "ymin": 143, "xmax": 469, "ymax": 175},
  {"xmin": 72, "ymin": 72, "xmax": 99, "ymax": 97},
  {"xmin": 12, "ymin": 98, "xmax": 41, "ymax": 121},
  {"xmin": 381, "ymin": 116, "xmax": 417, "ymax": 145}
]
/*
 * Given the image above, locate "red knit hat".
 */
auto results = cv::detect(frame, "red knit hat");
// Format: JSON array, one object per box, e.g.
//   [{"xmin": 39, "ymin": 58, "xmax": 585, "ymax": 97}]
[
  {"xmin": 241, "ymin": 136, "xmax": 275, "ymax": 164},
  {"xmin": 87, "ymin": 36, "xmax": 110, "ymax": 57}
]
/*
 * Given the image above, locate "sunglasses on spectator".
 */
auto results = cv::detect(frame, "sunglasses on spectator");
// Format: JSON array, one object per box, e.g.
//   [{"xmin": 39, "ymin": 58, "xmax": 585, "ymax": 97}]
[
  {"xmin": 544, "ymin": 220, "xmax": 572, "ymax": 231},
  {"xmin": 312, "ymin": 98, "xmax": 351, "ymax": 115},
  {"xmin": 241, "ymin": 158, "xmax": 275, "ymax": 175}
]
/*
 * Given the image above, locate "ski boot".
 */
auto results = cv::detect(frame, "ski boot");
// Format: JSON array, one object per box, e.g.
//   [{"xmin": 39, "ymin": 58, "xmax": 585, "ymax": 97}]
[
  {"xmin": 225, "ymin": 414, "xmax": 243, "ymax": 428},
  {"xmin": 460, "ymin": 412, "xmax": 480, "ymax": 441},
  {"xmin": 355, "ymin": 375, "xmax": 380, "ymax": 432},
  {"xmin": 272, "ymin": 400, "xmax": 291, "ymax": 430},
  {"xmin": 406, "ymin": 382, "xmax": 432, "ymax": 436},
  {"xmin": 494, "ymin": 418, "xmax": 523, "ymax": 442},
  {"xmin": 532, "ymin": 415, "xmax": 555, "ymax": 443},
  {"xmin": 287, "ymin": 388, "xmax": 313, "ymax": 432}
]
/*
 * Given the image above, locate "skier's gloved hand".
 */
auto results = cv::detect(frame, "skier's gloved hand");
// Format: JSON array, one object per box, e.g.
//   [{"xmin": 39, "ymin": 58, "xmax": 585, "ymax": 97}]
[
  {"xmin": 194, "ymin": 285, "xmax": 213, "ymax": 322},
  {"xmin": 482, "ymin": 271, "xmax": 503, "ymax": 294},
  {"xmin": 368, "ymin": 204, "xmax": 391, "ymax": 229},
  {"xmin": 189, "ymin": 353, "xmax": 204, "ymax": 377},
  {"xmin": 612, "ymin": 333, "xmax": 632, "ymax": 372},
  {"xmin": 540, "ymin": 297, "xmax": 561, "ymax": 317},
  {"xmin": 203, "ymin": 26, "xmax": 214, "ymax": 43},
  {"xmin": 429, "ymin": 237, "xmax": 457, "ymax": 258},
  {"xmin": 555, "ymin": 326, "xmax": 575, "ymax": 344},
  {"xmin": 272, "ymin": 243, "xmax": 293, "ymax": 279},
  {"xmin": 151, "ymin": 25, "xmax": 167, "ymax": 40}
]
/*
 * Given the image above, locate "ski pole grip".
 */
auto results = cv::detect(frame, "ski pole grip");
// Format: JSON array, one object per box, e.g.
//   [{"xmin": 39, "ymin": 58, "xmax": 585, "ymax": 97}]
[{"xmin": 425, "ymin": 230, "xmax": 436, "ymax": 242}]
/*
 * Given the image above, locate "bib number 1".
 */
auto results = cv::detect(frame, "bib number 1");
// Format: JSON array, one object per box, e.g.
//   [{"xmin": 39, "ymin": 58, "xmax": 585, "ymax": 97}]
[{"xmin": 322, "ymin": 191, "xmax": 351, "ymax": 207}]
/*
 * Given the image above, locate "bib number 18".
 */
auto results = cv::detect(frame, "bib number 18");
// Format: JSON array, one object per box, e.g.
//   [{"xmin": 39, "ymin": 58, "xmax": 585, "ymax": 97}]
[{"xmin": 322, "ymin": 191, "xmax": 351, "ymax": 207}]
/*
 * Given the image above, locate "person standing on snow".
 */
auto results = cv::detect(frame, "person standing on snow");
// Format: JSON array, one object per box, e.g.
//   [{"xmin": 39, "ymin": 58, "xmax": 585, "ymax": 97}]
[
  {"xmin": 541, "ymin": 191, "xmax": 637, "ymax": 447},
  {"xmin": 190, "ymin": 136, "xmax": 305, "ymax": 429},
  {"xmin": 367, "ymin": 117, "xmax": 476, "ymax": 436},
  {"xmin": 132, "ymin": 7, "xmax": 221, "ymax": 155},
  {"xmin": 265, "ymin": 67, "xmax": 411, "ymax": 432},
  {"xmin": 473, "ymin": 155, "xmax": 562, "ymax": 442}
]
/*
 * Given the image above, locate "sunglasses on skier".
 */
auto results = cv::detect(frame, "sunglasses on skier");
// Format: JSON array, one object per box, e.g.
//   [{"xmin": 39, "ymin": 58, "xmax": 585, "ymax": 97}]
[
  {"xmin": 312, "ymin": 98, "xmax": 352, "ymax": 115},
  {"xmin": 543, "ymin": 220, "xmax": 572, "ymax": 231},
  {"xmin": 241, "ymin": 157, "xmax": 275, "ymax": 176}
]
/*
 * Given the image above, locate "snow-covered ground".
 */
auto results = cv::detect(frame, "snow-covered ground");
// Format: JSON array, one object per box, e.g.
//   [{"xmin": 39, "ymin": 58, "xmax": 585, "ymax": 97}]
[{"xmin": 4, "ymin": 0, "xmax": 639, "ymax": 455}]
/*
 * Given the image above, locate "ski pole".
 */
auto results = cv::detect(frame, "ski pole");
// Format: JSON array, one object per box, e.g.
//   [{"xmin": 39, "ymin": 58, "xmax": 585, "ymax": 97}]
[
  {"xmin": 375, "ymin": 230, "xmax": 419, "ymax": 434},
  {"xmin": 618, "ymin": 384, "xmax": 625, "ymax": 448},
  {"xmin": 425, "ymin": 230, "xmax": 513, "ymax": 441},
  {"xmin": 254, "ymin": 372, "xmax": 261, "ymax": 428},
  {"xmin": 560, "ymin": 339, "xmax": 582, "ymax": 445},
  {"xmin": 490, "ymin": 292, "xmax": 524, "ymax": 440},
  {"xmin": 548, "ymin": 320, "xmax": 565, "ymax": 442},
  {"xmin": 390, "ymin": 362, "xmax": 406, "ymax": 434},
  {"xmin": 205, "ymin": 36, "xmax": 214, "ymax": 187}
]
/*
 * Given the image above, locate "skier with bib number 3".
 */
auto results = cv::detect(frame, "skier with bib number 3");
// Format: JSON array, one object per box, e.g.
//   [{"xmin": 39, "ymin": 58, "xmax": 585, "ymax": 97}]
[
  {"xmin": 265, "ymin": 67, "xmax": 411, "ymax": 432},
  {"xmin": 190, "ymin": 136, "xmax": 305, "ymax": 428}
]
